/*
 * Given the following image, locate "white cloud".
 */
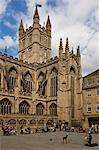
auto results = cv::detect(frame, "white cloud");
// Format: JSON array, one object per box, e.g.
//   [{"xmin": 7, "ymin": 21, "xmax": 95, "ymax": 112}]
[
  {"xmin": 0, "ymin": 0, "xmax": 11, "ymax": 16},
  {"xmin": 20, "ymin": 0, "xmax": 98, "ymax": 75},
  {"xmin": 0, "ymin": 0, "xmax": 98, "ymax": 76},
  {"xmin": 3, "ymin": 21, "xmax": 17, "ymax": 30},
  {"xmin": 0, "ymin": 35, "xmax": 17, "ymax": 49}
]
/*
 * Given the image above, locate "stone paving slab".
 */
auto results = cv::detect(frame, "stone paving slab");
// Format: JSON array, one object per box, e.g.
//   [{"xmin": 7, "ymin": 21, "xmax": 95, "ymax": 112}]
[{"xmin": 0, "ymin": 131, "xmax": 99, "ymax": 150}]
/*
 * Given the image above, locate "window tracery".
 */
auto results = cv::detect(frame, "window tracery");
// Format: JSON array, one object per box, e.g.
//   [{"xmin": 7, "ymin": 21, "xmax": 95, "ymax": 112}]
[
  {"xmin": 36, "ymin": 103, "xmax": 44, "ymax": 115},
  {"xmin": 19, "ymin": 101, "xmax": 30, "ymax": 114},
  {"xmin": 0, "ymin": 99, "xmax": 12, "ymax": 114},
  {"xmin": 50, "ymin": 68, "xmax": 58, "ymax": 97},
  {"xmin": 49, "ymin": 103, "xmax": 57, "ymax": 115}
]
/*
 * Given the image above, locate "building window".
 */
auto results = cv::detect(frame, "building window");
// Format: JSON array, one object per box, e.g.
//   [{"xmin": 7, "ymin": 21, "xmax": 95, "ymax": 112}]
[
  {"xmin": 96, "ymin": 77, "xmax": 99, "ymax": 84},
  {"xmin": 19, "ymin": 119, "xmax": 26, "ymax": 125},
  {"xmin": 9, "ymin": 76, "xmax": 16, "ymax": 88},
  {"xmin": 30, "ymin": 119, "xmax": 36, "ymax": 125},
  {"xmin": 96, "ymin": 89, "xmax": 99, "ymax": 96},
  {"xmin": 22, "ymin": 73, "xmax": 32, "ymax": 93},
  {"xmin": 50, "ymin": 69, "xmax": 58, "ymax": 97},
  {"xmin": 87, "ymin": 79, "xmax": 92, "ymax": 87},
  {"xmin": 36, "ymin": 103, "xmax": 44, "ymax": 115},
  {"xmin": 37, "ymin": 72, "xmax": 47, "ymax": 96},
  {"xmin": 49, "ymin": 103, "xmax": 57, "ymax": 116},
  {"xmin": 88, "ymin": 89, "xmax": 91, "ymax": 96},
  {"xmin": 71, "ymin": 76, "xmax": 75, "ymax": 118},
  {"xmin": 9, "ymin": 69, "xmax": 17, "ymax": 90},
  {"xmin": 22, "ymin": 39, "xmax": 25, "ymax": 48},
  {"xmin": 87, "ymin": 104, "xmax": 92, "ymax": 112},
  {"xmin": 19, "ymin": 101, "xmax": 29, "ymax": 114},
  {"xmin": 8, "ymin": 119, "xmax": 16, "ymax": 125},
  {"xmin": 0, "ymin": 99, "xmax": 11, "ymax": 114},
  {"xmin": 96, "ymin": 103, "xmax": 99, "ymax": 112}
]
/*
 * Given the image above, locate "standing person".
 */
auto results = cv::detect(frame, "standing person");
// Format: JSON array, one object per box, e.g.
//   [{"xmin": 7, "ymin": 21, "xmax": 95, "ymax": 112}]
[{"xmin": 88, "ymin": 132, "xmax": 92, "ymax": 146}]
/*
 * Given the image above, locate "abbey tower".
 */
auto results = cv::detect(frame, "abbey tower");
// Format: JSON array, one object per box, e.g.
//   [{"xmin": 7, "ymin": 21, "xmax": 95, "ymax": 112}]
[
  {"xmin": 18, "ymin": 5, "xmax": 51, "ymax": 64},
  {"xmin": 0, "ymin": 6, "xmax": 82, "ymax": 128}
]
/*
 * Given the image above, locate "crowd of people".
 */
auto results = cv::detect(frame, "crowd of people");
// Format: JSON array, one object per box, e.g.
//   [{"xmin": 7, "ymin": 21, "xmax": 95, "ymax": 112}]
[
  {"xmin": 0, "ymin": 122, "xmax": 99, "ymax": 147},
  {"xmin": 1, "ymin": 125, "xmax": 18, "ymax": 135},
  {"xmin": 0, "ymin": 123, "xmax": 99, "ymax": 148},
  {"xmin": 1, "ymin": 123, "xmax": 99, "ymax": 135}
]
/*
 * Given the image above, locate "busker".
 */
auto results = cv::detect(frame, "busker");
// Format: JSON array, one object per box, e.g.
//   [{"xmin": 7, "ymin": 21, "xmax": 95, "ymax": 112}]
[
  {"xmin": 88, "ymin": 132, "xmax": 92, "ymax": 146},
  {"xmin": 84, "ymin": 131, "xmax": 98, "ymax": 147}
]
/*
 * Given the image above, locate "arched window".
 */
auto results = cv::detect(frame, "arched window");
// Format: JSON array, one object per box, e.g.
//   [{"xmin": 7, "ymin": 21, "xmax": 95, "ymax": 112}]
[
  {"xmin": 36, "ymin": 103, "xmax": 44, "ymax": 115},
  {"xmin": 22, "ymin": 72, "xmax": 32, "ymax": 93},
  {"xmin": 70, "ymin": 66, "xmax": 75, "ymax": 74},
  {"xmin": 70, "ymin": 66, "xmax": 75, "ymax": 119},
  {"xmin": 37, "ymin": 72, "xmax": 47, "ymax": 96},
  {"xmin": 9, "ymin": 67, "xmax": 17, "ymax": 90},
  {"xmin": 19, "ymin": 119, "xmax": 26, "ymax": 125},
  {"xmin": 38, "ymin": 119, "xmax": 44, "ymax": 125},
  {"xmin": 8, "ymin": 119, "xmax": 16, "ymax": 125},
  {"xmin": 19, "ymin": 101, "xmax": 30, "ymax": 114},
  {"xmin": 49, "ymin": 103, "xmax": 57, "ymax": 116},
  {"xmin": 30, "ymin": 119, "xmax": 36, "ymax": 125},
  {"xmin": 0, "ymin": 99, "xmax": 12, "ymax": 114},
  {"xmin": 50, "ymin": 68, "xmax": 58, "ymax": 97}
]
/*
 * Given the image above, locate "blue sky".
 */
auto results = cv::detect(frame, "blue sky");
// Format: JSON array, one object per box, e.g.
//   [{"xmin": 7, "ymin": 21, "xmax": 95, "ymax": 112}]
[{"xmin": 0, "ymin": 0, "xmax": 98, "ymax": 76}]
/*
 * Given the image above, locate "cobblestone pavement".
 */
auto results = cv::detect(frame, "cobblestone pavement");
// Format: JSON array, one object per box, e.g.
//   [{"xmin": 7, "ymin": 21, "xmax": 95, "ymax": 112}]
[{"xmin": 0, "ymin": 131, "xmax": 99, "ymax": 150}]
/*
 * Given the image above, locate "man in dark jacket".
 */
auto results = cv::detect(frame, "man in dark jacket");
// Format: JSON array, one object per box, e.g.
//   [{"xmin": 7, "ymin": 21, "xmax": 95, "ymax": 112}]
[{"xmin": 88, "ymin": 132, "xmax": 92, "ymax": 146}]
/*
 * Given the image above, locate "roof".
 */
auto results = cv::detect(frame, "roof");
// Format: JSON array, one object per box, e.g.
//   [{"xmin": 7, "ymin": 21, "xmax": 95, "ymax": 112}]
[{"xmin": 83, "ymin": 69, "xmax": 99, "ymax": 78}]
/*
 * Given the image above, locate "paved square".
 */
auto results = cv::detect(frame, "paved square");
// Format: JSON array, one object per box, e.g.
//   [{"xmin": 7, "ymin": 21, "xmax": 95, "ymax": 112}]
[{"xmin": 0, "ymin": 131, "xmax": 99, "ymax": 150}]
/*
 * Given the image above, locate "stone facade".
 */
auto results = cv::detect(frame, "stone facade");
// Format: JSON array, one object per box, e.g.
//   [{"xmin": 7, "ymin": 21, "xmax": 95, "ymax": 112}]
[
  {"xmin": 0, "ymin": 6, "xmax": 82, "ymax": 129},
  {"xmin": 82, "ymin": 69, "xmax": 99, "ymax": 128}
]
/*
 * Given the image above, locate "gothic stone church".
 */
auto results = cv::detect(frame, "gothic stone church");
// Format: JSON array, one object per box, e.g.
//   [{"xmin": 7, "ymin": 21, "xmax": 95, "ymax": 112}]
[{"xmin": 0, "ymin": 6, "xmax": 82, "ymax": 128}]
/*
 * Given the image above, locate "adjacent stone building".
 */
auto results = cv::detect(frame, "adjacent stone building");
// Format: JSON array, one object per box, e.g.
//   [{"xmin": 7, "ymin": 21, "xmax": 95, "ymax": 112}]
[
  {"xmin": 82, "ymin": 69, "xmax": 99, "ymax": 128},
  {"xmin": 0, "ymin": 6, "xmax": 82, "ymax": 129}
]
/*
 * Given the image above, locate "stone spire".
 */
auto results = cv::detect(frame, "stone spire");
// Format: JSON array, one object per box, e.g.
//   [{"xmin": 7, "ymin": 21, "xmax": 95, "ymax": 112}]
[
  {"xmin": 65, "ymin": 38, "xmax": 69, "ymax": 51},
  {"xmin": 4, "ymin": 46, "xmax": 7, "ymax": 56},
  {"xmin": 71, "ymin": 47, "xmax": 74, "ymax": 54},
  {"xmin": 76, "ymin": 45, "xmax": 81, "ymax": 65},
  {"xmin": 46, "ymin": 15, "xmax": 51, "ymax": 35},
  {"xmin": 77, "ymin": 45, "xmax": 80, "ymax": 57},
  {"xmin": 76, "ymin": 45, "xmax": 81, "ymax": 77},
  {"xmin": 33, "ymin": 5, "xmax": 39, "ymax": 24},
  {"xmin": 65, "ymin": 38, "xmax": 69, "ymax": 59},
  {"xmin": 59, "ymin": 38, "xmax": 63, "ymax": 58},
  {"xmin": 19, "ymin": 19, "xmax": 24, "ymax": 36},
  {"xmin": 46, "ymin": 15, "xmax": 51, "ymax": 28}
]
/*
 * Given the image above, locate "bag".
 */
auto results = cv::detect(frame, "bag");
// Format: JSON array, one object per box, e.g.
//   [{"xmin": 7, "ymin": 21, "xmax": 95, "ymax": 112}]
[{"xmin": 84, "ymin": 136, "xmax": 89, "ymax": 142}]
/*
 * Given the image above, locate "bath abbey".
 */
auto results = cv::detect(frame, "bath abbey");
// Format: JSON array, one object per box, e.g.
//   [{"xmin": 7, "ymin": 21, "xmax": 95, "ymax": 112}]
[{"xmin": 0, "ymin": 6, "xmax": 98, "ymax": 129}]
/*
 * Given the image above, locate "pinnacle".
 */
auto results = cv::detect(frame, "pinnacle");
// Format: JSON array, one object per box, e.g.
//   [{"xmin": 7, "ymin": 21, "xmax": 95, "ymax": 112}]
[
  {"xmin": 46, "ymin": 15, "xmax": 51, "ymax": 28},
  {"xmin": 33, "ymin": 5, "xmax": 39, "ymax": 19},
  {"xmin": 4, "ymin": 46, "xmax": 7, "ymax": 55},
  {"xmin": 59, "ymin": 38, "xmax": 63, "ymax": 49},
  {"xmin": 77, "ymin": 45, "xmax": 80, "ymax": 56},
  {"xmin": 65, "ymin": 37, "xmax": 69, "ymax": 51},
  {"xmin": 19, "ymin": 19, "xmax": 24, "ymax": 31}
]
